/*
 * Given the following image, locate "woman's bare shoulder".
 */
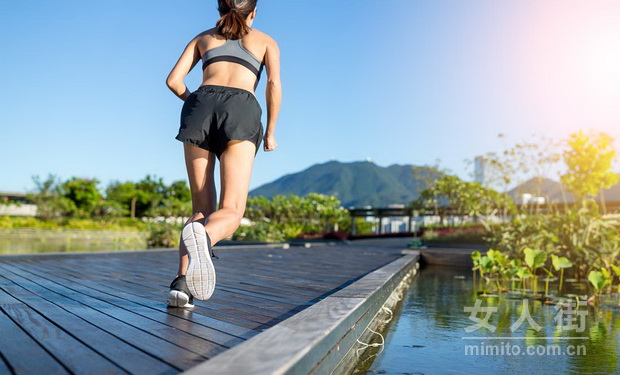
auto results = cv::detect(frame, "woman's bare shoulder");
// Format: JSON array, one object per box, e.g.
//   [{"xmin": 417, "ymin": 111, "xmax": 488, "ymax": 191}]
[
  {"xmin": 248, "ymin": 28, "xmax": 277, "ymax": 45},
  {"xmin": 195, "ymin": 28, "xmax": 221, "ymax": 40}
]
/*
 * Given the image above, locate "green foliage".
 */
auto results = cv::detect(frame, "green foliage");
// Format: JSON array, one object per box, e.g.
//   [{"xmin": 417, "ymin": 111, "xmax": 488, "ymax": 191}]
[
  {"xmin": 1, "ymin": 195, "xmax": 12, "ymax": 206},
  {"xmin": 26, "ymin": 174, "xmax": 191, "ymax": 221},
  {"xmin": 588, "ymin": 271, "xmax": 607, "ymax": 293},
  {"xmin": 145, "ymin": 222, "xmax": 182, "ymax": 248},
  {"xmin": 551, "ymin": 254, "xmax": 573, "ymax": 293},
  {"xmin": 551, "ymin": 254, "xmax": 573, "ymax": 270},
  {"xmin": 347, "ymin": 217, "xmax": 375, "ymax": 235},
  {"xmin": 57, "ymin": 177, "xmax": 105, "ymax": 218},
  {"xmin": 471, "ymin": 248, "xmax": 580, "ymax": 298},
  {"xmin": 27, "ymin": 174, "xmax": 74, "ymax": 219},
  {"xmin": 232, "ymin": 221, "xmax": 286, "ymax": 243},
  {"xmin": 421, "ymin": 229, "xmax": 439, "ymax": 241},
  {"xmin": 473, "ymin": 135, "xmax": 561, "ymax": 194},
  {"xmin": 421, "ymin": 226, "xmax": 487, "ymax": 244},
  {"xmin": 413, "ymin": 174, "xmax": 515, "ymax": 223},
  {"xmin": 561, "ymin": 130, "xmax": 618, "ymax": 202},
  {"xmin": 524, "ymin": 247, "xmax": 546, "ymax": 270},
  {"xmin": 483, "ymin": 203, "xmax": 619, "ymax": 277},
  {"xmin": 234, "ymin": 193, "xmax": 350, "ymax": 242}
]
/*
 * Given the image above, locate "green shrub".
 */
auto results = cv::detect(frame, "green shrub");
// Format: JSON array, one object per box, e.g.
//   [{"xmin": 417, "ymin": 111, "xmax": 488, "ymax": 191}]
[
  {"xmin": 146, "ymin": 222, "xmax": 182, "ymax": 248},
  {"xmin": 233, "ymin": 221, "xmax": 286, "ymax": 242},
  {"xmin": 422, "ymin": 229, "xmax": 439, "ymax": 241}
]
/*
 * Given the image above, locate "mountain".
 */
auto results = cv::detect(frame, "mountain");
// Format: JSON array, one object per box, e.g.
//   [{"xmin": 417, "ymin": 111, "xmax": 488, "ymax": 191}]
[
  {"xmin": 251, "ymin": 160, "xmax": 620, "ymax": 208},
  {"xmin": 249, "ymin": 161, "xmax": 437, "ymax": 207},
  {"xmin": 507, "ymin": 174, "xmax": 620, "ymax": 203}
]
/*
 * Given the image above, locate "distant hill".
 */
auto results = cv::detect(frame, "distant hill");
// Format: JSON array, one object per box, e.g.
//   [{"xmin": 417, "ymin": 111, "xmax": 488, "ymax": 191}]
[
  {"xmin": 251, "ymin": 161, "xmax": 620, "ymax": 208},
  {"xmin": 508, "ymin": 174, "xmax": 620, "ymax": 203},
  {"xmin": 249, "ymin": 161, "xmax": 439, "ymax": 207}
]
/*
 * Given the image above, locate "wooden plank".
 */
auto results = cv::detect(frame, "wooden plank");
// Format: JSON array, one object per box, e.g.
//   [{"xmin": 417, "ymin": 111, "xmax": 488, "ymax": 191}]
[
  {"xmin": 0, "ymin": 307, "xmax": 67, "ymax": 374},
  {"xmin": 35, "ymin": 267, "xmax": 260, "ymax": 338},
  {"xmin": 9, "ymin": 261, "xmax": 291, "ymax": 327},
  {"xmin": 0, "ymin": 276, "xmax": 177, "ymax": 374},
  {"xmin": 0, "ymin": 263, "xmax": 229, "ymax": 358},
  {"xmin": 21, "ymin": 255, "xmax": 347, "ymax": 320},
  {"xmin": 7, "ymin": 258, "xmax": 275, "ymax": 328},
  {"xmin": 5, "ymin": 261, "xmax": 250, "ymax": 345},
  {"xmin": 0, "ymin": 264, "xmax": 209, "ymax": 370},
  {"xmin": 0, "ymin": 353, "xmax": 12, "ymax": 375},
  {"xmin": 26, "ymin": 256, "xmax": 323, "ymax": 307},
  {"xmin": 0, "ymin": 293, "xmax": 126, "ymax": 374}
]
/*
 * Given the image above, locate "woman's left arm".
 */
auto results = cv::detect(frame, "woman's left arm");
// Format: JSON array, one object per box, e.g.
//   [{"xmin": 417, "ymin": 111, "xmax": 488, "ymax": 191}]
[{"xmin": 166, "ymin": 36, "xmax": 201, "ymax": 101}]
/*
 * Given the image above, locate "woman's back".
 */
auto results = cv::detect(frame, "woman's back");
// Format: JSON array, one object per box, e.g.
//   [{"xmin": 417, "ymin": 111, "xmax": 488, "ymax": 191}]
[{"xmin": 197, "ymin": 28, "xmax": 270, "ymax": 93}]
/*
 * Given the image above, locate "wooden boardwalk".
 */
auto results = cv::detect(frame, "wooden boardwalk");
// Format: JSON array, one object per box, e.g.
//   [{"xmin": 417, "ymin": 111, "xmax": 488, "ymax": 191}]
[{"xmin": 0, "ymin": 243, "xmax": 406, "ymax": 374}]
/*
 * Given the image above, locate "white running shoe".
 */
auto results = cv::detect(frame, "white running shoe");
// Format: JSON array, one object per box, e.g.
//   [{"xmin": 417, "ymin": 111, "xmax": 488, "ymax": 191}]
[
  {"xmin": 167, "ymin": 275, "xmax": 195, "ymax": 308},
  {"xmin": 182, "ymin": 221, "xmax": 217, "ymax": 300}
]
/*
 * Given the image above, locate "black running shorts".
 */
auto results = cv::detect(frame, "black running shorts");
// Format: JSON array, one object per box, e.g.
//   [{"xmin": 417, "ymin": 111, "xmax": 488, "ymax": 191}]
[{"xmin": 175, "ymin": 85, "xmax": 263, "ymax": 159}]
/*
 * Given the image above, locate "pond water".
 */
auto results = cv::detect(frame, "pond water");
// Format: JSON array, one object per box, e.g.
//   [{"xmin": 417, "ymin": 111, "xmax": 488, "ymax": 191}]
[
  {"xmin": 0, "ymin": 235, "xmax": 148, "ymax": 255},
  {"xmin": 355, "ymin": 265, "xmax": 620, "ymax": 375}
]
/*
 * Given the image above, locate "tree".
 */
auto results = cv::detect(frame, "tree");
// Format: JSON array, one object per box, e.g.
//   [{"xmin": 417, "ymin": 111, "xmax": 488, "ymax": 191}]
[
  {"xmin": 412, "ymin": 174, "xmax": 514, "ymax": 225},
  {"xmin": 58, "ymin": 177, "xmax": 104, "ymax": 218},
  {"xmin": 27, "ymin": 174, "xmax": 74, "ymax": 219},
  {"xmin": 411, "ymin": 161, "xmax": 447, "ymax": 218},
  {"xmin": 105, "ymin": 181, "xmax": 140, "ymax": 218},
  {"xmin": 560, "ymin": 130, "xmax": 618, "ymax": 210},
  {"xmin": 106, "ymin": 175, "xmax": 167, "ymax": 218},
  {"xmin": 153, "ymin": 180, "xmax": 192, "ymax": 218},
  {"xmin": 238, "ymin": 193, "xmax": 350, "ymax": 241},
  {"xmin": 106, "ymin": 176, "xmax": 192, "ymax": 219}
]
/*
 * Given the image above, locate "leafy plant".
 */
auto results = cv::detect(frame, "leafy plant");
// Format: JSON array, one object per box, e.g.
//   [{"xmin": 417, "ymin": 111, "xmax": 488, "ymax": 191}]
[
  {"xmin": 588, "ymin": 270, "xmax": 607, "ymax": 295},
  {"xmin": 235, "ymin": 193, "xmax": 350, "ymax": 242},
  {"xmin": 551, "ymin": 254, "xmax": 573, "ymax": 293},
  {"xmin": 560, "ymin": 130, "xmax": 618, "ymax": 205},
  {"xmin": 515, "ymin": 266, "xmax": 533, "ymax": 292},
  {"xmin": 524, "ymin": 247, "xmax": 547, "ymax": 295}
]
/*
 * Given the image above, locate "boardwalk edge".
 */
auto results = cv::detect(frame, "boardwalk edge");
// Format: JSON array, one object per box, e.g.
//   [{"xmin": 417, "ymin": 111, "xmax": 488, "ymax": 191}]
[{"xmin": 183, "ymin": 250, "xmax": 420, "ymax": 375}]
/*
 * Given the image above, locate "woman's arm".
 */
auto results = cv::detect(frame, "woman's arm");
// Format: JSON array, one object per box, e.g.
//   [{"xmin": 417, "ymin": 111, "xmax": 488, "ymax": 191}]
[
  {"xmin": 263, "ymin": 37, "xmax": 282, "ymax": 151},
  {"xmin": 166, "ymin": 37, "xmax": 201, "ymax": 101}
]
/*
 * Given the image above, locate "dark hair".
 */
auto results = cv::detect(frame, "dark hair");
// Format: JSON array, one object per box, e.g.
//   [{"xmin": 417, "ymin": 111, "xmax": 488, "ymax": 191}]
[{"xmin": 216, "ymin": 0, "xmax": 257, "ymax": 40}]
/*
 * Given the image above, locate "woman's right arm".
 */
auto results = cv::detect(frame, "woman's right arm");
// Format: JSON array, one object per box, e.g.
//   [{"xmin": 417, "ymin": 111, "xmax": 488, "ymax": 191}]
[
  {"xmin": 263, "ymin": 37, "xmax": 282, "ymax": 152},
  {"xmin": 166, "ymin": 37, "xmax": 201, "ymax": 101}
]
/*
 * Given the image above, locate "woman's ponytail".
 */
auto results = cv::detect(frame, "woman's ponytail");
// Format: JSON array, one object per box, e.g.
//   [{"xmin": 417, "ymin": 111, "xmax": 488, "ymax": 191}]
[{"xmin": 216, "ymin": 0, "xmax": 257, "ymax": 40}]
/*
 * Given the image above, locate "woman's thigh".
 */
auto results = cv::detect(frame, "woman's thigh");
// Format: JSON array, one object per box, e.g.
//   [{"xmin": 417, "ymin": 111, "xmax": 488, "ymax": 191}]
[
  {"xmin": 183, "ymin": 143, "xmax": 217, "ymax": 213},
  {"xmin": 218, "ymin": 140, "xmax": 256, "ymax": 213}
]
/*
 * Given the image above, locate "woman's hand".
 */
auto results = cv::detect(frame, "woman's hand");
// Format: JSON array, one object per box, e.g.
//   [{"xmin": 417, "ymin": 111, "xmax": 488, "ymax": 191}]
[{"xmin": 263, "ymin": 133, "xmax": 277, "ymax": 151}]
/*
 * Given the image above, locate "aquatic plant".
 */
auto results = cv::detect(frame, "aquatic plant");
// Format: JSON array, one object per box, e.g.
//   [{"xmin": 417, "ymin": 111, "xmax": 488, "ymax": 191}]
[
  {"xmin": 551, "ymin": 254, "xmax": 573, "ymax": 293},
  {"xmin": 588, "ymin": 270, "xmax": 608, "ymax": 299},
  {"xmin": 524, "ymin": 247, "xmax": 547, "ymax": 296}
]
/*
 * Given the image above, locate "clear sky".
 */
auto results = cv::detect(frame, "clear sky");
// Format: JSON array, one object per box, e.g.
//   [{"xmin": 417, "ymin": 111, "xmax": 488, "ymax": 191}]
[{"xmin": 1, "ymin": 0, "xmax": 619, "ymax": 194}]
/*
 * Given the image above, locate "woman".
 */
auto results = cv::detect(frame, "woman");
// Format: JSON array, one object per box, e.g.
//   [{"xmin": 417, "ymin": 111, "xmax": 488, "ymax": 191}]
[{"xmin": 165, "ymin": 0, "xmax": 281, "ymax": 308}]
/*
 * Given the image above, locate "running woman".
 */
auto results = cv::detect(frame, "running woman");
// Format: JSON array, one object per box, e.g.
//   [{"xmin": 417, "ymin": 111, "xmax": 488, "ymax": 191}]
[{"xmin": 165, "ymin": 0, "xmax": 282, "ymax": 308}]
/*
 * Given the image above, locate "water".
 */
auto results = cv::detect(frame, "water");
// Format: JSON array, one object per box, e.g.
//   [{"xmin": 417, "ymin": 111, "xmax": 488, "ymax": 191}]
[
  {"xmin": 355, "ymin": 265, "xmax": 620, "ymax": 375},
  {"xmin": 0, "ymin": 229, "xmax": 148, "ymax": 254}
]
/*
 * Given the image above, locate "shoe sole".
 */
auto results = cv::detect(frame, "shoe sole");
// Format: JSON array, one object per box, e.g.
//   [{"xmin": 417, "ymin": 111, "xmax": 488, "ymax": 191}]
[
  {"xmin": 183, "ymin": 222, "xmax": 216, "ymax": 300},
  {"xmin": 167, "ymin": 290, "xmax": 195, "ymax": 308}
]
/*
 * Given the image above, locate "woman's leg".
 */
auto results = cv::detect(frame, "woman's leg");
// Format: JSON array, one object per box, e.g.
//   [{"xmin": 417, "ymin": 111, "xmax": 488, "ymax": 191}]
[
  {"xmin": 202, "ymin": 140, "xmax": 256, "ymax": 244},
  {"xmin": 178, "ymin": 143, "xmax": 217, "ymax": 276}
]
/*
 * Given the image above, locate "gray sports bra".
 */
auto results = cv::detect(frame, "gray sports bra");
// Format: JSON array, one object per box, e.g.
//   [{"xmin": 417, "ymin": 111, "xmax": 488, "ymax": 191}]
[{"xmin": 201, "ymin": 39, "xmax": 265, "ymax": 86}]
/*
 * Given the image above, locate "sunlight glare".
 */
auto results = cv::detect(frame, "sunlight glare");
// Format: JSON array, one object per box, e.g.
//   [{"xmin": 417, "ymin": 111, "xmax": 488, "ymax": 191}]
[{"xmin": 586, "ymin": 33, "xmax": 620, "ymax": 98}]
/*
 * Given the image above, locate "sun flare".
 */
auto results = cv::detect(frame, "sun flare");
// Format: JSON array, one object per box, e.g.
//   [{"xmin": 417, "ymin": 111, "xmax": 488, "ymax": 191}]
[{"xmin": 586, "ymin": 33, "xmax": 620, "ymax": 97}]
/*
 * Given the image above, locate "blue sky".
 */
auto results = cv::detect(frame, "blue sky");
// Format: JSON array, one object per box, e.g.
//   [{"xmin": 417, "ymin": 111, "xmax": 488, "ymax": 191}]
[{"xmin": 1, "ymin": 0, "xmax": 619, "ymax": 194}]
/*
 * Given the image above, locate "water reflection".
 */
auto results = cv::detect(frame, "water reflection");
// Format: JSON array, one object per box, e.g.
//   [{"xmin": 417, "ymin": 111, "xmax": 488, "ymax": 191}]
[
  {"xmin": 356, "ymin": 265, "xmax": 620, "ymax": 375},
  {"xmin": 0, "ymin": 237, "xmax": 147, "ymax": 254}
]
